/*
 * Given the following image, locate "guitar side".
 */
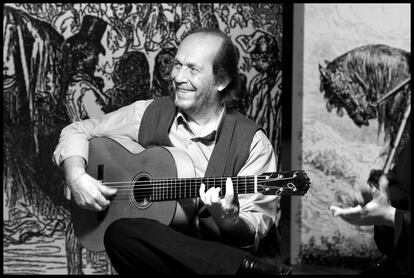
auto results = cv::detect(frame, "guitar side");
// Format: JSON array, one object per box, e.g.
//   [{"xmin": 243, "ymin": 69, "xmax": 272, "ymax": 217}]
[{"xmin": 71, "ymin": 137, "xmax": 196, "ymax": 252}]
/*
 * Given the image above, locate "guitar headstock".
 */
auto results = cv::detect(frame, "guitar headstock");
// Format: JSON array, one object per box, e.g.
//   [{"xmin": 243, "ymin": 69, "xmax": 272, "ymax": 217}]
[{"xmin": 257, "ymin": 170, "xmax": 311, "ymax": 196}]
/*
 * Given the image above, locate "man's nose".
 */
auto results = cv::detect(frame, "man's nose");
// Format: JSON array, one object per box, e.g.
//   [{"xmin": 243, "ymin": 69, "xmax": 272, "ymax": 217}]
[{"xmin": 171, "ymin": 66, "xmax": 189, "ymax": 83}]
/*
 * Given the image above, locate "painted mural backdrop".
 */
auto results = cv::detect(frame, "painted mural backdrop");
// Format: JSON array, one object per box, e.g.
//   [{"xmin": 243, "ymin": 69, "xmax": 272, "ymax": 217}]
[
  {"xmin": 3, "ymin": 3, "xmax": 284, "ymax": 274},
  {"xmin": 300, "ymin": 4, "xmax": 410, "ymax": 268}
]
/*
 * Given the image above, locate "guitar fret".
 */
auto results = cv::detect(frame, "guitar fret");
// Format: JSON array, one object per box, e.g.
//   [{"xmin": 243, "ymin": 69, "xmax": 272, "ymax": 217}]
[
  {"xmin": 193, "ymin": 179, "xmax": 197, "ymax": 198},
  {"xmin": 150, "ymin": 183, "xmax": 152, "ymax": 201},
  {"xmin": 160, "ymin": 180, "xmax": 163, "ymax": 200},
  {"xmin": 195, "ymin": 179, "xmax": 198, "ymax": 198},
  {"xmin": 198, "ymin": 178, "xmax": 202, "ymax": 197},
  {"xmin": 190, "ymin": 179, "xmax": 193, "ymax": 198},
  {"xmin": 155, "ymin": 181, "xmax": 157, "ymax": 200},
  {"xmin": 157, "ymin": 180, "xmax": 160, "ymax": 200},
  {"xmin": 154, "ymin": 181, "xmax": 156, "ymax": 200},
  {"xmin": 168, "ymin": 179, "xmax": 170, "ymax": 199},
  {"xmin": 167, "ymin": 179, "xmax": 170, "ymax": 200}
]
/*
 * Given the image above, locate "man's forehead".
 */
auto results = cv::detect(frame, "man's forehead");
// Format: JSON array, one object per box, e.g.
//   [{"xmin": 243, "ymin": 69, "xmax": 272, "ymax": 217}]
[
  {"xmin": 177, "ymin": 33, "xmax": 223, "ymax": 61},
  {"xmin": 184, "ymin": 32, "xmax": 223, "ymax": 44}
]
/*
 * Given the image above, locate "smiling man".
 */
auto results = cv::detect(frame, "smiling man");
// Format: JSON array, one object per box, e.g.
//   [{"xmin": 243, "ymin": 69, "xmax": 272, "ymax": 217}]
[{"xmin": 52, "ymin": 28, "xmax": 291, "ymax": 275}]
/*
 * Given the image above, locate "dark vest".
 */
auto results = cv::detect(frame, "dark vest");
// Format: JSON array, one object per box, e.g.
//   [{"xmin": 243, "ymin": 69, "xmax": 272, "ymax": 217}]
[
  {"xmin": 138, "ymin": 97, "xmax": 282, "ymax": 261},
  {"xmin": 138, "ymin": 97, "xmax": 260, "ymax": 177}
]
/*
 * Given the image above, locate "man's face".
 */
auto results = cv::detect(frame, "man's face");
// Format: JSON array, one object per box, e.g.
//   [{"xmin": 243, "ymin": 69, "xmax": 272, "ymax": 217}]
[
  {"xmin": 171, "ymin": 33, "xmax": 224, "ymax": 115},
  {"xmin": 113, "ymin": 4, "xmax": 126, "ymax": 19}
]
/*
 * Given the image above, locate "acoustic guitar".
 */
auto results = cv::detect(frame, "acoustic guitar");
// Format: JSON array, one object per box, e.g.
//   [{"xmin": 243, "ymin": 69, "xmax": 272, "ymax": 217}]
[{"xmin": 71, "ymin": 137, "xmax": 311, "ymax": 251}]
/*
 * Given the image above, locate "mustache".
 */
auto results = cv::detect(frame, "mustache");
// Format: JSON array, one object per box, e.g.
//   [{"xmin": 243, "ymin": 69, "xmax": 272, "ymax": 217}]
[{"xmin": 173, "ymin": 83, "xmax": 194, "ymax": 91}]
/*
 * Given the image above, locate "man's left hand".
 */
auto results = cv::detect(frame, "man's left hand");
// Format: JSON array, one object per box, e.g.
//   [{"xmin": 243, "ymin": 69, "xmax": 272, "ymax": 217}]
[{"xmin": 199, "ymin": 177, "xmax": 240, "ymax": 225}]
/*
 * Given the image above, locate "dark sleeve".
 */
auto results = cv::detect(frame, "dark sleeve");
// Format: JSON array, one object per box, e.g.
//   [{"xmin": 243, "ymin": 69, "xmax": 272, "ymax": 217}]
[
  {"xmin": 392, "ymin": 136, "xmax": 411, "ymax": 274},
  {"xmin": 394, "ymin": 209, "xmax": 411, "ymax": 273},
  {"xmin": 389, "ymin": 136, "xmax": 411, "ymax": 273}
]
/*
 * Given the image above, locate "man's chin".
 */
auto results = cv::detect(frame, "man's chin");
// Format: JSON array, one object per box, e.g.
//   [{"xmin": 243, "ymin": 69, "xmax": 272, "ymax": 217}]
[{"xmin": 174, "ymin": 96, "xmax": 192, "ymax": 111}]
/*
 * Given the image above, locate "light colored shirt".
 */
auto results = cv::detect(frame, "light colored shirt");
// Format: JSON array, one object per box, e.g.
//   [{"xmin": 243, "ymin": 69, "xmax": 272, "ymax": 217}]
[{"xmin": 53, "ymin": 99, "xmax": 280, "ymax": 251}]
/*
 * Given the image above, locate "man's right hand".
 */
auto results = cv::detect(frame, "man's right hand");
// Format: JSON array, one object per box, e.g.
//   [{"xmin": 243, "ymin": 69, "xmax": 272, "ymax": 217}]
[
  {"xmin": 69, "ymin": 172, "xmax": 117, "ymax": 211},
  {"xmin": 62, "ymin": 155, "xmax": 117, "ymax": 211}
]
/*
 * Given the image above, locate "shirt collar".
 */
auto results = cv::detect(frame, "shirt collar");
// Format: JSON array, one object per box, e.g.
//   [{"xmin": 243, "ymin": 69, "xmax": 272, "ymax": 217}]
[{"xmin": 175, "ymin": 106, "xmax": 226, "ymax": 144}]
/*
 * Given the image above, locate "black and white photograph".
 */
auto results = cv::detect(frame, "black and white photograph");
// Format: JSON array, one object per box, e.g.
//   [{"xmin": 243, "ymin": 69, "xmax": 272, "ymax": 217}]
[{"xmin": 3, "ymin": 3, "xmax": 410, "ymax": 275}]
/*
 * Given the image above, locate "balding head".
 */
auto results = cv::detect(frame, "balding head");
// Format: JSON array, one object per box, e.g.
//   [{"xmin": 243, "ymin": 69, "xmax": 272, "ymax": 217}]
[{"xmin": 183, "ymin": 28, "xmax": 241, "ymax": 107}]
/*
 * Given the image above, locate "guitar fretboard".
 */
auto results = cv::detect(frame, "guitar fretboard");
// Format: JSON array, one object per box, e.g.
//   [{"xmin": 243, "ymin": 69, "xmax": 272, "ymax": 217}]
[{"xmin": 139, "ymin": 176, "xmax": 259, "ymax": 201}]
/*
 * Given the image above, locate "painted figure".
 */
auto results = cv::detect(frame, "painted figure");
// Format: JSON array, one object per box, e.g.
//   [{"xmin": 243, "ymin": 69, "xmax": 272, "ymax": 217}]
[
  {"xmin": 152, "ymin": 47, "xmax": 177, "ymax": 98},
  {"xmin": 61, "ymin": 15, "xmax": 110, "ymax": 122},
  {"xmin": 106, "ymin": 51, "xmax": 151, "ymax": 111},
  {"xmin": 236, "ymin": 30, "xmax": 282, "ymax": 165}
]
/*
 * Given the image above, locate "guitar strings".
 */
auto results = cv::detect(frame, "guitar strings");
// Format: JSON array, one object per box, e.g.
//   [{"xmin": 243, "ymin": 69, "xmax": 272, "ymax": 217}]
[
  {"xmin": 73, "ymin": 175, "xmax": 306, "ymax": 200},
  {"xmin": 98, "ymin": 188, "xmax": 297, "ymax": 202},
  {"xmin": 100, "ymin": 175, "xmax": 298, "ymax": 184},
  {"xmin": 94, "ymin": 177, "xmax": 303, "ymax": 193},
  {"xmin": 98, "ymin": 176, "xmax": 300, "ymax": 187},
  {"xmin": 98, "ymin": 182, "xmax": 295, "ymax": 191},
  {"xmin": 95, "ymin": 182, "xmax": 300, "ymax": 201},
  {"xmin": 98, "ymin": 185, "xmax": 296, "ymax": 201}
]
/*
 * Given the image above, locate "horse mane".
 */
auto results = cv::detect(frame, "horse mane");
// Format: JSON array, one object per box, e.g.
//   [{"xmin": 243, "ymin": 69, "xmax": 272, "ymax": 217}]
[{"xmin": 333, "ymin": 44, "xmax": 411, "ymax": 151}]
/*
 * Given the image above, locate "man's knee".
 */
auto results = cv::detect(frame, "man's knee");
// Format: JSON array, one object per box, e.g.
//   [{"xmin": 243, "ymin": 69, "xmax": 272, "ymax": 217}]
[{"xmin": 103, "ymin": 218, "xmax": 160, "ymax": 250}]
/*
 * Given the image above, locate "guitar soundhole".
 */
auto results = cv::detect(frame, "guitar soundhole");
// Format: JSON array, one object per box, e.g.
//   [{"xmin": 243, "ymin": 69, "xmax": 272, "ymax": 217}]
[{"xmin": 131, "ymin": 174, "xmax": 153, "ymax": 209}]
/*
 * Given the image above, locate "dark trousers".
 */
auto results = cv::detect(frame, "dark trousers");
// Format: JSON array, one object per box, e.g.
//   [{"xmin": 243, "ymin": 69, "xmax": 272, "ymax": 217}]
[{"xmin": 103, "ymin": 218, "xmax": 248, "ymax": 274}]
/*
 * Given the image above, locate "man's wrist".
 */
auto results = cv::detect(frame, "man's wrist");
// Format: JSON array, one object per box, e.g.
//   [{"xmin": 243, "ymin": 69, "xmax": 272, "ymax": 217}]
[
  {"xmin": 67, "ymin": 171, "xmax": 87, "ymax": 186},
  {"xmin": 62, "ymin": 156, "xmax": 87, "ymax": 185}
]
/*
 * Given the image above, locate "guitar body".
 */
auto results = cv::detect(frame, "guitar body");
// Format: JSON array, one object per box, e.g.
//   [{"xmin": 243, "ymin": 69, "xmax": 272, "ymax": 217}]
[{"xmin": 71, "ymin": 137, "xmax": 197, "ymax": 252}]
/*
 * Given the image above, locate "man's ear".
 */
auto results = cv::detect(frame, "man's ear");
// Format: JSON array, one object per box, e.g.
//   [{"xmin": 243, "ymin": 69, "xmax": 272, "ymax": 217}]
[{"xmin": 218, "ymin": 78, "xmax": 231, "ymax": 92}]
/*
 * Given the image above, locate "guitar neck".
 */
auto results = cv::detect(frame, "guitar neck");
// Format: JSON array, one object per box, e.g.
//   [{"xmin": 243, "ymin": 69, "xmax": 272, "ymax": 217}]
[{"xmin": 148, "ymin": 176, "xmax": 259, "ymax": 202}]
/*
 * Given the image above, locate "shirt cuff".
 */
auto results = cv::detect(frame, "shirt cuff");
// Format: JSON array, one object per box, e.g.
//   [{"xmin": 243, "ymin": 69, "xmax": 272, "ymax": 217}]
[
  {"xmin": 52, "ymin": 134, "xmax": 89, "ymax": 166},
  {"xmin": 237, "ymin": 211, "xmax": 262, "ymax": 252}
]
